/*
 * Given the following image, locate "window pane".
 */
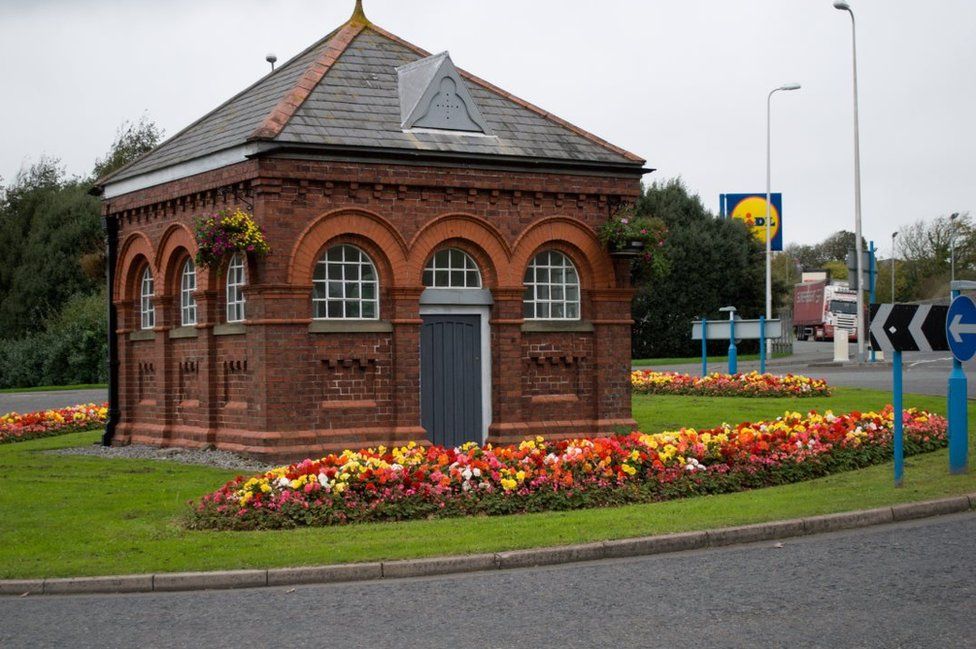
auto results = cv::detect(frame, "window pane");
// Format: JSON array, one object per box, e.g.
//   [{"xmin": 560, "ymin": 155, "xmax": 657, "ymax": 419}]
[
  {"xmin": 327, "ymin": 301, "xmax": 342, "ymax": 318},
  {"xmin": 328, "ymin": 281, "xmax": 343, "ymax": 298},
  {"xmin": 362, "ymin": 283, "xmax": 375, "ymax": 300},
  {"xmin": 422, "ymin": 270, "xmax": 433, "ymax": 286},
  {"xmin": 362, "ymin": 302, "xmax": 376, "ymax": 319},
  {"xmin": 451, "ymin": 270, "xmax": 464, "ymax": 286},
  {"xmin": 346, "ymin": 301, "xmax": 360, "ymax": 319},
  {"xmin": 435, "ymin": 270, "xmax": 449, "ymax": 286},
  {"xmin": 326, "ymin": 263, "xmax": 341, "ymax": 281}
]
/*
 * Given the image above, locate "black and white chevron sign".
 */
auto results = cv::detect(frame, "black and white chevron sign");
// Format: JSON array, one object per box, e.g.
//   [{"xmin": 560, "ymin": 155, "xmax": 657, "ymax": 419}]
[{"xmin": 869, "ymin": 304, "xmax": 949, "ymax": 353}]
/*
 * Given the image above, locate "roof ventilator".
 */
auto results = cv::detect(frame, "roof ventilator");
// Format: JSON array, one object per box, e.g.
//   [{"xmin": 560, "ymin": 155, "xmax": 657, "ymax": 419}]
[{"xmin": 397, "ymin": 51, "xmax": 490, "ymax": 134}]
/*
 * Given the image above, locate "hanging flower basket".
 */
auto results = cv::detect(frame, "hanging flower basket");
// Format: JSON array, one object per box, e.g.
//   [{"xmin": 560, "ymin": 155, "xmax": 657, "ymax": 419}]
[
  {"xmin": 194, "ymin": 208, "xmax": 271, "ymax": 268},
  {"xmin": 597, "ymin": 205, "xmax": 668, "ymax": 272}
]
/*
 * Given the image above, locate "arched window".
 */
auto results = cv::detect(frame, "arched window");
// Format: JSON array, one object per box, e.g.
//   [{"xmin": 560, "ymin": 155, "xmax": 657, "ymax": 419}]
[
  {"xmin": 523, "ymin": 250, "xmax": 580, "ymax": 320},
  {"xmin": 180, "ymin": 259, "xmax": 197, "ymax": 326},
  {"xmin": 423, "ymin": 248, "xmax": 482, "ymax": 288},
  {"xmin": 140, "ymin": 266, "xmax": 155, "ymax": 330},
  {"xmin": 226, "ymin": 253, "xmax": 246, "ymax": 323},
  {"xmin": 313, "ymin": 245, "xmax": 379, "ymax": 319}
]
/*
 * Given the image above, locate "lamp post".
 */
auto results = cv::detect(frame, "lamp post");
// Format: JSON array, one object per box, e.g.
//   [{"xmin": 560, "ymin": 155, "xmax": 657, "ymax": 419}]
[
  {"xmin": 891, "ymin": 230, "xmax": 897, "ymax": 303},
  {"xmin": 765, "ymin": 83, "xmax": 801, "ymax": 362},
  {"xmin": 950, "ymin": 212, "xmax": 960, "ymax": 287},
  {"xmin": 833, "ymin": 0, "xmax": 865, "ymax": 362}
]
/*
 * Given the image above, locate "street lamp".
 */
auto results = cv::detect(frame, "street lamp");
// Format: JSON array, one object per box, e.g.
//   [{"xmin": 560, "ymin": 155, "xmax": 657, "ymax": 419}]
[
  {"xmin": 950, "ymin": 212, "xmax": 960, "ymax": 286},
  {"xmin": 833, "ymin": 0, "xmax": 866, "ymax": 362},
  {"xmin": 891, "ymin": 231, "xmax": 897, "ymax": 303},
  {"xmin": 765, "ymin": 83, "xmax": 801, "ymax": 362}
]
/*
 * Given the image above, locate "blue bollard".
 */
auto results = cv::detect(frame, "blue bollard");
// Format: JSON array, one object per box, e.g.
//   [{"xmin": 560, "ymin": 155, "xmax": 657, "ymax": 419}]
[
  {"xmin": 893, "ymin": 349, "xmax": 904, "ymax": 487},
  {"xmin": 701, "ymin": 318, "xmax": 708, "ymax": 377},
  {"xmin": 728, "ymin": 318, "xmax": 737, "ymax": 375},
  {"xmin": 759, "ymin": 316, "xmax": 767, "ymax": 374}
]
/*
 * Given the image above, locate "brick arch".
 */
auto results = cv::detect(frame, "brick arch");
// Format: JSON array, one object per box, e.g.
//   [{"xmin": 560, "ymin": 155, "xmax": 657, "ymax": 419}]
[
  {"xmin": 409, "ymin": 213, "xmax": 511, "ymax": 288},
  {"xmin": 157, "ymin": 223, "xmax": 211, "ymax": 296},
  {"xmin": 116, "ymin": 231, "xmax": 156, "ymax": 301},
  {"xmin": 511, "ymin": 216, "xmax": 614, "ymax": 288},
  {"xmin": 287, "ymin": 208, "xmax": 409, "ymax": 286}
]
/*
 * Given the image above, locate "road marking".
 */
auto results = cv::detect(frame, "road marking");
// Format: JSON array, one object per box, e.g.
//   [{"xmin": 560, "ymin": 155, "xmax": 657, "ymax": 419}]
[{"xmin": 908, "ymin": 357, "xmax": 952, "ymax": 368}]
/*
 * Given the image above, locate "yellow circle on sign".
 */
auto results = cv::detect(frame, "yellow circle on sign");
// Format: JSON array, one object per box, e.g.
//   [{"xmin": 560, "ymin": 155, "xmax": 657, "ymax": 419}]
[{"xmin": 730, "ymin": 196, "xmax": 780, "ymax": 244}]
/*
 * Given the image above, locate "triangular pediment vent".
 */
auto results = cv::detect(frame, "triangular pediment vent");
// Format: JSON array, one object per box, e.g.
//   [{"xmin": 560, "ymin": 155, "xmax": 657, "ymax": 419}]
[{"xmin": 397, "ymin": 51, "xmax": 491, "ymax": 134}]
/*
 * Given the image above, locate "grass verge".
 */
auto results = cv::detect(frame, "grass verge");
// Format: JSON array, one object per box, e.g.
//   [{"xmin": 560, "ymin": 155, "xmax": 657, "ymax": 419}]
[
  {"xmin": 0, "ymin": 383, "xmax": 107, "ymax": 395},
  {"xmin": 633, "ymin": 352, "xmax": 791, "ymax": 367},
  {"xmin": 2, "ymin": 387, "xmax": 973, "ymax": 579}
]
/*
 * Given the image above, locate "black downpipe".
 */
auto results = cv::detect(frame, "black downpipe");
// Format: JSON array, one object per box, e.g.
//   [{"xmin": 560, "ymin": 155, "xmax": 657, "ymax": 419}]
[{"xmin": 101, "ymin": 214, "xmax": 120, "ymax": 446}]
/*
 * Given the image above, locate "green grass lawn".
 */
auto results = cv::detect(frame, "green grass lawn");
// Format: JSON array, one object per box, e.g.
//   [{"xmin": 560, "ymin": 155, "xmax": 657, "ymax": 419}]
[
  {"xmin": 632, "ymin": 351, "xmax": 791, "ymax": 367},
  {"xmin": 2, "ymin": 386, "xmax": 973, "ymax": 579},
  {"xmin": 0, "ymin": 383, "xmax": 107, "ymax": 395}
]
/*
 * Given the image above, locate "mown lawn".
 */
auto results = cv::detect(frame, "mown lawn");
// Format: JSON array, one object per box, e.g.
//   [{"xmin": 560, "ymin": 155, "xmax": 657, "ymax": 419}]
[
  {"xmin": 632, "ymin": 351, "xmax": 791, "ymax": 367},
  {"xmin": 2, "ymin": 387, "xmax": 973, "ymax": 579}
]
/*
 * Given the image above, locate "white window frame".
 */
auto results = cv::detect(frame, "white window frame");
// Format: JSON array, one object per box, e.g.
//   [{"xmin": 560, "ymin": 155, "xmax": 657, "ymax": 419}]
[
  {"xmin": 423, "ymin": 248, "xmax": 482, "ymax": 288},
  {"xmin": 226, "ymin": 253, "xmax": 246, "ymax": 323},
  {"xmin": 140, "ymin": 266, "xmax": 155, "ymax": 330},
  {"xmin": 313, "ymin": 245, "xmax": 379, "ymax": 320},
  {"xmin": 523, "ymin": 250, "xmax": 581, "ymax": 320},
  {"xmin": 180, "ymin": 259, "xmax": 197, "ymax": 326}
]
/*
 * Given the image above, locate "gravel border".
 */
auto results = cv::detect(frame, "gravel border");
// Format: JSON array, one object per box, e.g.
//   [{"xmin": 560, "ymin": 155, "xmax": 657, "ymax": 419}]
[
  {"xmin": 3, "ymin": 494, "xmax": 973, "ymax": 597},
  {"xmin": 48, "ymin": 444, "xmax": 274, "ymax": 473}
]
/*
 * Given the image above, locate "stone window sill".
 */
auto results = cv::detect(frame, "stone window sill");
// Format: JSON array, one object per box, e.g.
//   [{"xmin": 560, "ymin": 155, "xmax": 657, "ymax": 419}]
[
  {"xmin": 214, "ymin": 323, "xmax": 247, "ymax": 336},
  {"xmin": 129, "ymin": 330, "xmax": 156, "ymax": 342},
  {"xmin": 309, "ymin": 320, "xmax": 393, "ymax": 334},
  {"xmin": 521, "ymin": 320, "xmax": 594, "ymax": 333},
  {"xmin": 168, "ymin": 326, "xmax": 198, "ymax": 339}
]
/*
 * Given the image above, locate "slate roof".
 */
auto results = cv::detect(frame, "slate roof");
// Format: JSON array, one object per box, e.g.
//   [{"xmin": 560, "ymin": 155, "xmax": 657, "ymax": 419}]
[{"xmin": 102, "ymin": 5, "xmax": 644, "ymax": 186}]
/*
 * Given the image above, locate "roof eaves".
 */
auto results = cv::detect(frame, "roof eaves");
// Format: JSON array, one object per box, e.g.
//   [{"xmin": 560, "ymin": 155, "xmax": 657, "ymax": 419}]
[
  {"xmin": 95, "ymin": 25, "xmax": 348, "ymax": 188},
  {"xmin": 364, "ymin": 23, "xmax": 646, "ymax": 165},
  {"xmin": 249, "ymin": 20, "xmax": 367, "ymax": 141}
]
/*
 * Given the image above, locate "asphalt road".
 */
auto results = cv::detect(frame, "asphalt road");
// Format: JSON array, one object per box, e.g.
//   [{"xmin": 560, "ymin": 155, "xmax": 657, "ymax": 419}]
[
  {"xmin": 2, "ymin": 512, "xmax": 973, "ymax": 648},
  {"xmin": 0, "ymin": 388, "xmax": 106, "ymax": 414},
  {"xmin": 647, "ymin": 340, "xmax": 976, "ymax": 398}
]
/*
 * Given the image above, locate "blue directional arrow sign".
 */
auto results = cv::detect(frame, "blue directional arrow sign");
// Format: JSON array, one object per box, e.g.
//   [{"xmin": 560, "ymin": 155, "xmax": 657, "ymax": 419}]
[{"xmin": 947, "ymin": 295, "xmax": 976, "ymax": 362}]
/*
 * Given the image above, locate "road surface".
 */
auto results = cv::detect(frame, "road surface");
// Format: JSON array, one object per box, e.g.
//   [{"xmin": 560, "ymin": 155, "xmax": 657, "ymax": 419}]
[{"xmin": 1, "ymin": 512, "xmax": 974, "ymax": 648}]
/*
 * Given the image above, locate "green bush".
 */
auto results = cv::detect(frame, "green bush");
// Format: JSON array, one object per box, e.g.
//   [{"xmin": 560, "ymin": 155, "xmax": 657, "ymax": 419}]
[{"xmin": 0, "ymin": 290, "xmax": 107, "ymax": 389}]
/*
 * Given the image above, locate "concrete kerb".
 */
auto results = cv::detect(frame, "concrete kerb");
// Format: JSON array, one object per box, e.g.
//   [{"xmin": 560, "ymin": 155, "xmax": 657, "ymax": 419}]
[{"xmin": 2, "ymin": 494, "xmax": 973, "ymax": 597}]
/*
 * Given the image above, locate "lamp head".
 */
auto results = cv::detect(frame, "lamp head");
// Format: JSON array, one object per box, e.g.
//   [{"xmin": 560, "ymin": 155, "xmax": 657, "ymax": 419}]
[
  {"xmin": 780, "ymin": 83, "xmax": 802, "ymax": 91},
  {"xmin": 951, "ymin": 212, "xmax": 960, "ymax": 220},
  {"xmin": 833, "ymin": 1, "xmax": 851, "ymax": 10},
  {"xmin": 718, "ymin": 306, "xmax": 737, "ymax": 313},
  {"xmin": 892, "ymin": 231, "xmax": 898, "ymax": 239}
]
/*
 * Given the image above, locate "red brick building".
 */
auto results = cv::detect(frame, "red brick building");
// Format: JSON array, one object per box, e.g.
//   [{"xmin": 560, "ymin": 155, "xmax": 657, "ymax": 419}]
[{"xmin": 95, "ymin": 2, "xmax": 649, "ymax": 461}]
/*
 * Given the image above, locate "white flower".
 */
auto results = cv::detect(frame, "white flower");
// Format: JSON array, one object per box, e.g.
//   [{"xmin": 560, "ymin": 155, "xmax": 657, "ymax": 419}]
[
  {"xmin": 462, "ymin": 468, "xmax": 473, "ymax": 481},
  {"xmin": 472, "ymin": 467, "xmax": 482, "ymax": 477},
  {"xmin": 277, "ymin": 477, "xmax": 291, "ymax": 488},
  {"xmin": 390, "ymin": 463, "xmax": 403, "ymax": 472},
  {"xmin": 317, "ymin": 472, "xmax": 330, "ymax": 486}
]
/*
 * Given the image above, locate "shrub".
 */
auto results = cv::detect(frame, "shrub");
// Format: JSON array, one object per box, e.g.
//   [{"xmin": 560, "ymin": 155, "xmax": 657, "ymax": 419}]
[{"xmin": 631, "ymin": 370, "xmax": 830, "ymax": 398}]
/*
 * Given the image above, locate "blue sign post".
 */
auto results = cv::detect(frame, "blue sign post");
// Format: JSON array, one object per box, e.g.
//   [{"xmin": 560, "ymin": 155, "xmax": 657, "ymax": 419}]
[
  {"xmin": 728, "ymin": 318, "xmax": 737, "ymax": 374},
  {"xmin": 893, "ymin": 349, "xmax": 904, "ymax": 486},
  {"xmin": 868, "ymin": 241, "xmax": 877, "ymax": 362},
  {"xmin": 759, "ymin": 316, "xmax": 767, "ymax": 374},
  {"xmin": 946, "ymin": 292, "xmax": 975, "ymax": 474},
  {"xmin": 700, "ymin": 318, "xmax": 708, "ymax": 377}
]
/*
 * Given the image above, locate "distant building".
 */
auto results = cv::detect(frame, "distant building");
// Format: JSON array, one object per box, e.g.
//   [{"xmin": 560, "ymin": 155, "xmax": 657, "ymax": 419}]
[{"xmin": 95, "ymin": 1, "xmax": 648, "ymax": 460}]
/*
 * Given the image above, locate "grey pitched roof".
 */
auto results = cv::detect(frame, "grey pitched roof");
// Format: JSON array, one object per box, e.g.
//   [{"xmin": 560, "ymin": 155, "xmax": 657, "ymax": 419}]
[{"xmin": 101, "ymin": 16, "xmax": 644, "ymax": 187}]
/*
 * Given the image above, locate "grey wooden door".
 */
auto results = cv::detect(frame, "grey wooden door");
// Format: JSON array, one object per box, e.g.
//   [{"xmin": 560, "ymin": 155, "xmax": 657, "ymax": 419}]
[{"xmin": 420, "ymin": 314, "xmax": 482, "ymax": 447}]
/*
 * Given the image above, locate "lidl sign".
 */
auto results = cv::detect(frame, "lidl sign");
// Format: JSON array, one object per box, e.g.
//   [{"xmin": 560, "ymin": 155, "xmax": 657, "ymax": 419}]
[{"xmin": 720, "ymin": 193, "xmax": 783, "ymax": 251}]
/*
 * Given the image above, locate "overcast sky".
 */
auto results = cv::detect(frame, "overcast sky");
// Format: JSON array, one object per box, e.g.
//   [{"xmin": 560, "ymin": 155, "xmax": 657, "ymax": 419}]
[{"xmin": 2, "ymin": 0, "xmax": 974, "ymax": 250}]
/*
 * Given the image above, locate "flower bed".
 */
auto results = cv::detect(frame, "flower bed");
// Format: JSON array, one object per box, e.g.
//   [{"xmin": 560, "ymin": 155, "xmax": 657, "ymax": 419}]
[
  {"xmin": 188, "ymin": 407, "xmax": 945, "ymax": 530},
  {"xmin": 631, "ymin": 370, "xmax": 830, "ymax": 398},
  {"xmin": 0, "ymin": 403, "xmax": 108, "ymax": 444}
]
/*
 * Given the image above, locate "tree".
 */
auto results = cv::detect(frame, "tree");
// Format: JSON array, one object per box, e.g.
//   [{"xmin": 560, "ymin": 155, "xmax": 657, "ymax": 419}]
[
  {"xmin": 91, "ymin": 115, "xmax": 164, "ymax": 181},
  {"xmin": 0, "ymin": 116, "xmax": 162, "ymax": 344},
  {"xmin": 631, "ymin": 179, "xmax": 766, "ymax": 358}
]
